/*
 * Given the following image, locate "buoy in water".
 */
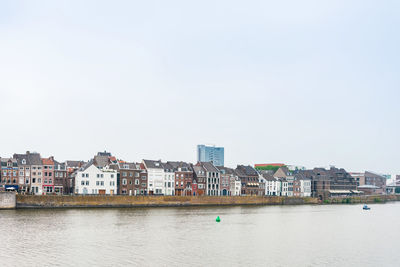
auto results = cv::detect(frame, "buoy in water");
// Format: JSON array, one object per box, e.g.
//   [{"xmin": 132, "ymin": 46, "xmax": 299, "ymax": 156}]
[{"xmin": 216, "ymin": 216, "xmax": 221, "ymax": 222}]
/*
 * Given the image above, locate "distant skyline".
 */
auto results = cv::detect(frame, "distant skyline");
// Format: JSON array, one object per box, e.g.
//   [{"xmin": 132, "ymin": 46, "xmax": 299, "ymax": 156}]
[{"xmin": 0, "ymin": 1, "xmax": 399, "ymax": 174}]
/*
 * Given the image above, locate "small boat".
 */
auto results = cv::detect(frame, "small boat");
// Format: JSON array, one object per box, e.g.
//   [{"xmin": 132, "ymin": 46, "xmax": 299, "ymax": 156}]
[{"xmin": 363, "ymin": 204, "xmax": 371, "ymax": 210}]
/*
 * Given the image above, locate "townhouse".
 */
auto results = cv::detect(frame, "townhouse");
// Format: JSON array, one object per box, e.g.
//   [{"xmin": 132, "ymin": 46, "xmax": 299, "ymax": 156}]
[
  {"xmin": 0, "ymin": 158, "xmax": 18, "ymax": 191},
  {"xmin": 75, "ymin": 163, "xmax": 117, "ymax": 195},
  {"xmin": 54, "ymin": 160, "xmax": 67, "ymax": 194},
  {"xmin": 197, "ymin": 162, "xmax": 220, "ymax": 196},
  {"xmin": 42, "ymin": 157, "xmax": 55, "ymax": 194},
  {"xmin": 168, "ymin": 161, "xmax": 193, "ymax": 196},
  {"xmin": 262, "ymin": 173, "xmax": 280, "ymax": 196},
  {"xmin": 111, "ymin": 161, "xmax": 147, "ymax": 195},
  {"xmin": 193, "ymin": 165, "xmax": 206, "ymax": 196},
  {"xmin": 274, "ymin": 167, "xmax": 294, "ymax": 197},
  {"xmin": 217, "ymin": 166, "xmax": 235, "ymax": 196},
  {"xmin": 235, "ymin": 165, "xmax": 263, "ymax": 196},
  {"xmin": 142, "ymin": 160, "xmax": 164, "ymax": 195}
]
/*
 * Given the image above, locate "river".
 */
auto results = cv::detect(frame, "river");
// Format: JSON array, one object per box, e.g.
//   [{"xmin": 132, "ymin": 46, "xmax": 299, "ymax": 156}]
[{"xmin": 0, "ymin": 203, "xmax": 399, "ymax": 266}]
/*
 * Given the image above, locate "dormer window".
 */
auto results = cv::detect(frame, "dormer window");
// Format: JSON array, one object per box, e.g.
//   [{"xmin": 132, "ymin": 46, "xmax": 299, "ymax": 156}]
[{"xmin": 22, "ymin": 159, "xmax": 26, "ymax": 165}]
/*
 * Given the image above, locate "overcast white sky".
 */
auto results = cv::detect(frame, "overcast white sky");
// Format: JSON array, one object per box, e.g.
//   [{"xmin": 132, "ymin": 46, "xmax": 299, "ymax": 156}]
[{"xmin": 1, "ymin": 0, "xmax": 399, "ymax": 174}]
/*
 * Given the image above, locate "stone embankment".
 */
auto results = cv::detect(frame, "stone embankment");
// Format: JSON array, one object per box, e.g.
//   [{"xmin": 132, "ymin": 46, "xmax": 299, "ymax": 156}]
[
  {"xmin": 0, "ymin": 194, "xmax": 397, "ymax": 209},
  {"xmin": 16, "ymin": 195, "xmax": 318, "ymax": 208},
  {"xmin": 0, "ymin": 192, "xmax": 17, "ymax": 209}
]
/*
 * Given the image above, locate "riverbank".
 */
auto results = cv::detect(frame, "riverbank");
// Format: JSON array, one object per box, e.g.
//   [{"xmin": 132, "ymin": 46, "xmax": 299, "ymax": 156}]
[
  {"xmin": 15, "ymin": 195, "xmax": 319, "ymax": 208},
  {"xmin": 1, "ymin": 193, "xmax": 399, "ymax": 209}
]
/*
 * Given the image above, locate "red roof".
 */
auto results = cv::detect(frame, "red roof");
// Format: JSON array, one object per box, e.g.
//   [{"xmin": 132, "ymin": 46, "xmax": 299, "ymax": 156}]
[
  {"xmin": 42, "ymin": 158, "xmax": 54, "ymax": 165},
  {"xmin": 254, "ymin": 163, "xmax": 285, "ymax": 167}
]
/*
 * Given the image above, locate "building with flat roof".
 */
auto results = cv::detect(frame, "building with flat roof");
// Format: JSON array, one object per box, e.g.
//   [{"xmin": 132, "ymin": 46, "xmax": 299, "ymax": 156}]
[{"xmin": 197, "ymin": 145, "xmax": 224, "ymax": 167}]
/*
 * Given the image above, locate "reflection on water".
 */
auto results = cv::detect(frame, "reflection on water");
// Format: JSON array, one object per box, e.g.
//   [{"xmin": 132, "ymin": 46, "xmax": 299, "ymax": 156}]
[{"xmin": 1, "ymin": 203, "xmax": 399, "ymax": 266}]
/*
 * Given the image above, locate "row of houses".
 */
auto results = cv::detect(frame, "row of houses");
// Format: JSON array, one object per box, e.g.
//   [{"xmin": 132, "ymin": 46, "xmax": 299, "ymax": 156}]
[{"xmin": 0, "ymin": 151, "xmax": 394, "ymax": 198}]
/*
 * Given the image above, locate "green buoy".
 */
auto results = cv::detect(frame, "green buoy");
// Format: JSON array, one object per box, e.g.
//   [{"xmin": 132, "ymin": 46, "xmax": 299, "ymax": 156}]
[{"xmin": 216, "ymin": 216, "xmax": 221, "ymax": 222}]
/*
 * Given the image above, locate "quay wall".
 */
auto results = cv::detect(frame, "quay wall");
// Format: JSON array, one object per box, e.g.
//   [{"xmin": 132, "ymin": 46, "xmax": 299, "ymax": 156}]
[
  {"xmin": 12, "ymin": 194, "xmax": 400, "ymax": 209},
  {"xmin": 0, "ymin": 192, "xmax": 17, "ymax": 209},
  {"xmin": 16, "ymin": 195, "xmax": 318, "ymax": 208}
]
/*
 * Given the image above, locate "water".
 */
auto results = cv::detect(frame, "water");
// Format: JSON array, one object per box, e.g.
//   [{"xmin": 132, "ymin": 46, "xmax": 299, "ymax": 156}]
[{"xmin": 1, "ymin": 203, "xmax": 399, "ymax": 267}]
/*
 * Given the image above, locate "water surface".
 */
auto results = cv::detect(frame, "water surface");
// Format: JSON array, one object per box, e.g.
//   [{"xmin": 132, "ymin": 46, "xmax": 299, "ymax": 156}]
[{"xmin": 1, "ymin": 203, "xmax": 399, "ymax": 266}]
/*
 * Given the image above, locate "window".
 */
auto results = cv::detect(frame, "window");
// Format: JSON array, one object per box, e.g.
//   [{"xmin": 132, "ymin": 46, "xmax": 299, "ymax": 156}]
[
  {"xmin": 141, "ymin": 176, "xmax": 146, "ymax": 180},
  {"xmin": 85, "ymin": 174, "xmax": 89, "ymax": 178},
  {"xmin": 82, "ymin": 173, "xmax": 85, "ymax": 178},
  {"xmin": 97, "ymin": 174, "xmax": 100, "ymax": 178},
  {"xmin": 135, "ymin": 173, "xmax": 140, "ymax": 177},
  {"xmin": 122, "ymin": 172, "xmax": 127, "ymax": 177},
  {"xmin": 129, "ymin": 181, "xmax": 132, "ymax": 185},
  {"xmin": 32, "ymin": 178, "xmax": 36, "ymax": 183},
  {"xmin": 129, "ymin": 173, "xmax": 133, "ymax": 177},
  {"xmin": 96, "ymin": 181, "xmax": 99, "ymax": 186},
  {"xmin": 122, "ymin": 179, "xmax": 127, "ymax": 185},
  {"xmin": 141, "ymin": 183, "xmax": 146, "ymax": 188},
  {"xmin": 135, "ymin": 179, "xmax": 139, "ymax": 185},
  {"xmin": 81, "ymin": 181, "xmax": 85, "ymax": 185},
  {"xmin": 101, "ymin": 181, "xmax": 104, "ymax": 186},
  {"xmin": 111, "ymin": 174, "xmax": 114, "ymax": 178},
  {"xmin": 86, "ymin": 181, "xmax": 89, "ymax": 185}
]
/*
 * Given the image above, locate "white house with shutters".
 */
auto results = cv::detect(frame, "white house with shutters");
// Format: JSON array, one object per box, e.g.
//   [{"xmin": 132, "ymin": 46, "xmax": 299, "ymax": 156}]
[{"xmin": 75, "ymin": 163, "xmax": 117, "ymax": 195}]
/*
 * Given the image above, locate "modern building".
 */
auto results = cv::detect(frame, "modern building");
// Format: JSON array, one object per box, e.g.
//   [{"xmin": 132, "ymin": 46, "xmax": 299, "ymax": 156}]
[
  {"xmin": 193, "ymin": 165, "xmax": 206, "ymax": 196},
  {"xmin": 197, "ymin": 145, "xmax": 224, "ymax": 167},
  {"xmin": 364, "ymin": 171, "xmax": 386, "ymax": 194}
]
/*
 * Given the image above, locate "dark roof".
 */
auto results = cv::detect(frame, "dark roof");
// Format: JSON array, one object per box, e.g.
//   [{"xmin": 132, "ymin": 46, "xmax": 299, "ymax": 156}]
[
  {"xmin": 200, "ymin": 162, "xmax": 219, "ymax": 173},
  {"xmin": 217, "ymin": 166, "xmax": 235, "ymax": 175},
  {"xmin": 93, "ymin": 155, "xmax": 110, "ymax": 168},
  {"xmin": 262, "ymin": 173, "xmax": 276, "ymax": 181},
  {"xmin": 193, "ymin": 165, "xmax": 206, "ymax": 176},
  {"xmin": 0, "ymin": 158, "xmax": 18, "ymax": 167},
  {"xmin": 143, "ymin": 159, "xmax": 163, "ymax": 169},
  {"xmin": 236, "ymin": 165, "xmax": 258, "ymax": 176},
  {"xmin": 66, "ymin": 161, "xmax": 85, "ymax": 168},
  {"xmin": 166, "ymin": 161, "xmax": 193, "ymax": 172},
  {"xmin": 13, "ymin": 152, "xmax": 42, "ymax": 165}
]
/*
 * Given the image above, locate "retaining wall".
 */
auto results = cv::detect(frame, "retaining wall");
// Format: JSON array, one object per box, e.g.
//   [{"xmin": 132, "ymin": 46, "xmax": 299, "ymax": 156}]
[
  {"xmin": 16, "ymin": 195, "xmax": 319, "ymax": 208},
  {"xmin": 0, "ymin": 192, "xmax": 17, "ymax": 209}
]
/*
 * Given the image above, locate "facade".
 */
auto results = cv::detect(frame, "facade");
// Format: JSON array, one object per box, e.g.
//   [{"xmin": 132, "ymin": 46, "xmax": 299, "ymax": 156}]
[
  {"xmin": 274, "ymin": 167, "xmax": 294, "ymax": 197},
  {"xmin": 235, "ymin": 165, "xmax": 263, "ymax": 196},
  {"xmin": 163, "ymin": 162, "xmax": 175, "ymax": 196},
  {"xmin": 54, "ymin": 161, "xmax": 67, "ymax": 194},
  {"xmin": 263, "ymin": 173, "xmax": 280, "ymax": 196},
  {"xmin": 364, "ymin": 171, "xmax": 386, "ymax": 194},
  {"xmin": 113, "ymin": 162, "xmax": 147, "ymax": 196},
  {"xmin": 217, "ymin": 166, "xmax": 236, "ymax": 196},
  {"xmin": 42, "ymin": 157, "xmax": 55, "ymax": 194},
  {"xmin": 13, "ymin": 151, "xmax": 42, "ymax": 194},
  {"xmin": 197, "ymin": 145, "xmax": 224, "ymax": 166},
  {"xmin": 197, "ymin": 162, "xmax": 220, "ymax": 196},
  {"xmin": 142, "ymin": 160, "xmax": 164, "ymax": 195},
  {"xmin": 349, "ymin": 172, "xmax": 365, "ymax": 186},
  {"xmin": 168, "ymin": 162, "xmax": 193, "ymax": 196},
  {"xmin": 0, "ymin": 158, "xmax": 19, "ymax": 191},
  {"xmin": 75, "ymin": 164, "xmax": 117, "ymax": 195},
  {"xmin": 300, "ymin": 167, "xmax": 357, "ymax": 199},
  {"xmin": 193, "ymin": 165, "xmax": 206, "ymax": 196}
]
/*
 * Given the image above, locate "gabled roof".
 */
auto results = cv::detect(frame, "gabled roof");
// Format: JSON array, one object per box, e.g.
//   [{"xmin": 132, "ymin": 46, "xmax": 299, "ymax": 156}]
[
  {"xmin": 0, "ymin": 158, "xmax": 18, "ymax": 167},
  {"xmin": 217, "ymin": 166, "xmax": 236, "ymax": 175},
  {"xmin": 262, "ymin": 173, "xmax": 276, "ymax": 181}
]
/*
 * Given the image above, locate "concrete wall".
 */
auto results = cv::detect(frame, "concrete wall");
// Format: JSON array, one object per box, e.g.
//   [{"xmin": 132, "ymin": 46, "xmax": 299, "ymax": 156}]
[
  {"xmin": 16, "ymin": 195, "xmax": 319, "ymax": 208},
  {"xmin": 0, "ymin": 192, "xmax": 17, "ymax": 209}
]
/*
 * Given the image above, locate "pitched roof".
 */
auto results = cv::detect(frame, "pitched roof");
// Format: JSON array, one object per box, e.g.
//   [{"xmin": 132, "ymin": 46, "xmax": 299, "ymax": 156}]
[
  {"xmin": 13, "ymin": 152, "xmax": 42, "ymax": 165},
  {"xmin": 236, "ymin": 165, "xmax": 258, "ymax": 176},
  {"xmin": 200, "ymin": 162, "xmax": 219, "ymax": 173},
  {"xmin": 143, "ymin": 159, "xmax": 163, "ymax": 169}
]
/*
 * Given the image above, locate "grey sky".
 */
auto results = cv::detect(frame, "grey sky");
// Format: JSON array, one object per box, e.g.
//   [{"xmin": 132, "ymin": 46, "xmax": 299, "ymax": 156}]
[{"xmin": 1, "ymin": 0, "xmax": 399, "ymax": 174}]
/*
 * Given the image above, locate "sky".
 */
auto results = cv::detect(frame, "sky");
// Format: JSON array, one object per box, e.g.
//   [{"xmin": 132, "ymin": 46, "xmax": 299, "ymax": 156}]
[{"xmin": 0, "ymin": 0, "xmax": 399, "ymax": 174}]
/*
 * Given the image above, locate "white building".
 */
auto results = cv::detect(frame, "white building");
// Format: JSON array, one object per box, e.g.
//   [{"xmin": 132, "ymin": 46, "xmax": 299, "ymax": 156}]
[
  {"xmin": 163, "ymin": 162, "xmax": 175, "ymax": 196},
  {"xmin": 143, "ymin": 160, "xmax": 164, "ymax": 195},
  {"xmin": 75, "ymin": 163, "xmax": 117, "ymax": 195},
  {"xmin": 263, "ymin": 174, "xmax": 281, "ymax": 196},
  {"xmin": 300, "ymin": 179, "xmax": 312, "ymax": 197},
  {"xmin": 230, "ymin": 177, "xmax": 241, "ymax": 196},
  {"xmin": 280, "ymin": 178, "xmax": 289, "ymax": 196}
]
